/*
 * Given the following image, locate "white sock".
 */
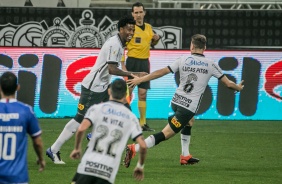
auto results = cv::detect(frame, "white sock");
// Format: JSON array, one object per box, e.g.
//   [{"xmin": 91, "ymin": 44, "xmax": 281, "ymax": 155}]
[
  {"xmin": 51, "ymin": 119, "xmax": 80, "ymax": 153},
  {"xmin": 181, "ymin": 134, "xmax": 191, "ymax": 156},
  {"xmin": 135, "ymin": 135, "xmax": 155, "ymax": 153}
]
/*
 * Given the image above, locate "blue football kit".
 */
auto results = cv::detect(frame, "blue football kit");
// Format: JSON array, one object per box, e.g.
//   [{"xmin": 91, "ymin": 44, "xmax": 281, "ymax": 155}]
[{"xmin": 0, "ymin": 99, "xmax": 41, "ymax": 184}]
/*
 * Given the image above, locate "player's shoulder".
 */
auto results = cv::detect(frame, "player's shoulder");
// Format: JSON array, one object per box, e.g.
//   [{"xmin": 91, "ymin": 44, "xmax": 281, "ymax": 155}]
[
  {"xmin": 16, "ymin": 101, "xmax": 35, "ymax": 114},
  {"xmin": 144, "ymin": 23, "xmax": 153, "ymax": 30},
  {"xmin": 204, "ymin": 57, "xmax": 217, "ymax": 65},
  {"xmin": 177, "ymin": 54, "xmax": 192, "ymax": 61},
  {"xmin": 104, "ymin": 35, "xmax": 122, "ymax": 48}
]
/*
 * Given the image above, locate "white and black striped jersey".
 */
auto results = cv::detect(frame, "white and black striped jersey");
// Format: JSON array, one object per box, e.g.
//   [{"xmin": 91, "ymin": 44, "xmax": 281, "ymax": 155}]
[
  {"xmin": 76, "ymin": 100, "xmax": 142, "ymax": 183},
  {"xmin": 168, "ymin": 53, "xmax": 224, "ymax": 113},
  {"xmin": 82, "ymin": 35, "xmax": 125, "ymax": 92}
]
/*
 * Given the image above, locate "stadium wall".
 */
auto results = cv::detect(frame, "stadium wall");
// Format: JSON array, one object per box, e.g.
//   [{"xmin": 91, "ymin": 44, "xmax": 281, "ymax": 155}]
[{"xmin": 0, "ymin": 7, "xmax": 281, "ymax": 120}]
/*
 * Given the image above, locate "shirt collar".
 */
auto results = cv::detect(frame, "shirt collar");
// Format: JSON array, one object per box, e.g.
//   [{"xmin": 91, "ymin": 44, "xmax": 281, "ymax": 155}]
[
  {"xmin": 192, "ymin": 53, "xmax": 205, "ymax": 57},
  {"xmin": 0, "ymin": 98, "xmax": 17, "ymax": 103},
  {"xmin": 109, "ymin": 100, "xmax": 124, "ymax": 105},
  {"xmin": 117, "ymin": 34, "xmax": 126, "ymax": 48}
]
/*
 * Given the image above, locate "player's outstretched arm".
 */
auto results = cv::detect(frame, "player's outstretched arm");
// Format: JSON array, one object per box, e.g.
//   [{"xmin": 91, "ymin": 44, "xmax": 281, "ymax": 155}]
[
  {"xmin": 108, "ymin": 63, "xmax": 148, "ymax": 78},
  {"xmin": 108, "ymin": 63, "xmax": 134, "ymax": 77},
  {"xmin": 33, "ymin": 136, "xmax": 45, "ymax": 172},
  {"xmin": 133, "ymin": 135, "xmax": 147, "ymax": 181},
  {"xmin": 127, "ymin": 67, "xmax": 170, "ymax": 88},
  {"xmin": 220, "ymin": 75, "xmax": 244, "ymax": 92}
]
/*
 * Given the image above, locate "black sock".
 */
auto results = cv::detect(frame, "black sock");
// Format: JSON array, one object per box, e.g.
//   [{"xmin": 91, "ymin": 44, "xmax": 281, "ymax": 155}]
[
  {"xmin": 153, "ymin": 132, "xmax": 165, "ymax": 145},
  {"xmin": 181, "ymin": 125, "xmax": 192, "ymax": 135}
]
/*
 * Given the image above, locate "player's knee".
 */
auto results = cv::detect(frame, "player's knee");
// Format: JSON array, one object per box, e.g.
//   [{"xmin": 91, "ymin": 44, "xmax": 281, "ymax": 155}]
[
  {"xmin": 181, "ymin": 125, "xmax": 192, "ymax": 135},
  {"xmin": 189, "ymin": 117, "xmax": 195, "ymax": 126},
  {"xmin": 65, "ymin": 119, "xmax": 80, "ymax": 132},
  {"xmin": 138, "ymin": 95, "xmax": 146, "ymax": 101},
  {"xmin": 138, "ymin": 89, "xmax": 147, "ymax": 100}
]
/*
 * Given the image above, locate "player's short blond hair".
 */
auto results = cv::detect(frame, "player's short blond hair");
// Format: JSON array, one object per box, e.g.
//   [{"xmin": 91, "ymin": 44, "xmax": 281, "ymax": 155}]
[{"xmin": 191, "ymin": 34, "xmax": 206, "ymax": 49}]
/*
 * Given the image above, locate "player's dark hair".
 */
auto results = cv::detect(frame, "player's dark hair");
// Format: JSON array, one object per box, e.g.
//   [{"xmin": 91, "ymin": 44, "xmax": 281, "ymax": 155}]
[
  {"xmin": 191, "ymin": 34, "xmax": 206, "ymax": 49},
  {"xmin": 132, "ymin": 2, "xmax": 145, "ymax": 12},
  {"xmin": 0, "ymin": 71, "xmax": 18, "ymax": 96},
  {"xmin": 118, "ymin": 16, "xmax": 136, "ymax": 31},
  {"xmin": 110, "ymin": 78, "xmax": 127, "ymax": 100}
]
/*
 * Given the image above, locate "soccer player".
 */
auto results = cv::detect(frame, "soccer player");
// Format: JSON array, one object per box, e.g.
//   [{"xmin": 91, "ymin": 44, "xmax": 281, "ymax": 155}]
[
  {"xmin": 0, "ymin": 72, "xmax": 45, "ymax": 183},
  {"xmin": 124, "ymin": 34, "xmax": 244, "ymax": 167},
  {"xmin": 70, "ymin": 79, "xmax": 147, "ymax": 184},
  {"xmin": 121, "ymin": 2, "xmax": 160, "ymax": 131},
  {"xmin": 46, "ymin": 16, "xmax": 147, "ymax": 164},
  {"xmin": 175, "ymin": 71, "xmax": 199, "ymax": 164}
]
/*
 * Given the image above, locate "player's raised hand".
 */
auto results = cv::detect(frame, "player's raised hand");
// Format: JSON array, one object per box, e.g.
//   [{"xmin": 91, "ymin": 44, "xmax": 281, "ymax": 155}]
[
  {"xmin": 234, "ymin": 80, "xmax": 245, "ymax": 93},
  {"xmin": 70, "ymin": 149, "xmax": 81, "ymax": 160},
  {"xmin": 238, "ymin": 80, "xmax": 244, "ymax": 91},
  {"xmin": 127, "ymin": 74, "xmax": 142, "ymax": 88},
  {"xmin": 133, "ymin": 167, "xmax": 144, "ymax": 181}
]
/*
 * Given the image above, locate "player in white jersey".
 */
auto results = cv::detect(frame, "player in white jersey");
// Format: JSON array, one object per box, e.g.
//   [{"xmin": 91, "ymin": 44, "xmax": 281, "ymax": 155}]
[
  {"xmin": 123, "ymin": 34, "xmax": 244, "ymax": 167},
  {"xmin": 0, "ymin": 72, "xmax": 45, "ymax": 184},
  {"xmin": 46, "ymin": 16, "xmax": 147, "ymax": 164},
  {"xmin": 70, "ymin": 79, "xmax": 147, "ymax": 184}
]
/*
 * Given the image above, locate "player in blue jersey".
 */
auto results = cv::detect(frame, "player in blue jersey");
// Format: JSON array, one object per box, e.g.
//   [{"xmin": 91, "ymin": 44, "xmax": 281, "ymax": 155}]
[{"xmin": 0, "ymin": 72, "xmax": 45, "ymax": 184}]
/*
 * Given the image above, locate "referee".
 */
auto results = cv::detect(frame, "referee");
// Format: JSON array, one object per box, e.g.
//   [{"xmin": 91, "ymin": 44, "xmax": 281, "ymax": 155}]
[{"xmin": 122, "ymin": 2, "xmax": 160, "ymax": 131}]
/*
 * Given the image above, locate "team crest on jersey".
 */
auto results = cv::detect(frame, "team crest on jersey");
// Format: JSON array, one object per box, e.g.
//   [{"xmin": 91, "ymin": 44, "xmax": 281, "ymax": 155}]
[
  {"xmin": 41, "ymin": 17, "xmax": 71, "ymax": 47},
  {"xmin": 78, "ymin": 104, "xmax": 84, "ymax": 110},
  {"xmin": 69, "ymin": 10, "xmax": 104, "ymax": 48}
]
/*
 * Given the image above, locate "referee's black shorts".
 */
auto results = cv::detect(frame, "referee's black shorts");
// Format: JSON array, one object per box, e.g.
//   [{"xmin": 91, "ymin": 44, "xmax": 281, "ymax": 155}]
[{"xmin": 126, "ymin": 57, "xmax": 150, "ymax": 90}]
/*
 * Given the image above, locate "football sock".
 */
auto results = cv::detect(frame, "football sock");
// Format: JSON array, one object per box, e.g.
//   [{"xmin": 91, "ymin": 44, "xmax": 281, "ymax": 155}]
[
  {"xmin": 125, "ymin": 84, "xmax": 132, "ymax": 104},
  {"xmin": 181, "ymin": 134, "xmax": 191, "ymax": 156},
  {"xmin": 135, "ymin": 134, "xmax": 156, "ymax": 152},
  {"xmin": 154, "ymin": 132, "xmax": 166, "ymax": 145},
  {"xmin": 138, "ymin": 100, "xmax": 146, "ymax": 126},
  {"xmin": 181, "ymin": 126, "xmax": 192, "ymax": 156},
  {"xmin": 51, "ymin": 119, "xmax": 80, "ymax": 153}
]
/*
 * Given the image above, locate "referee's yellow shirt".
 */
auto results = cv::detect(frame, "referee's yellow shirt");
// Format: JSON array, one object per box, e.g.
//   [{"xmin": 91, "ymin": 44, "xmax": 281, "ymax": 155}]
[{"xmin": 127, "ymin": 23, "xmax": 154, "ymax": 59}]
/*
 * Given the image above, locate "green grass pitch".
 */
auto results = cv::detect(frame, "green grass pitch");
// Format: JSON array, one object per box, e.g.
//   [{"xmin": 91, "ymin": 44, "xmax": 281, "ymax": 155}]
[{"xmin": 27, "ymin": 119, "xmax": 282, "ymax": 184}]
